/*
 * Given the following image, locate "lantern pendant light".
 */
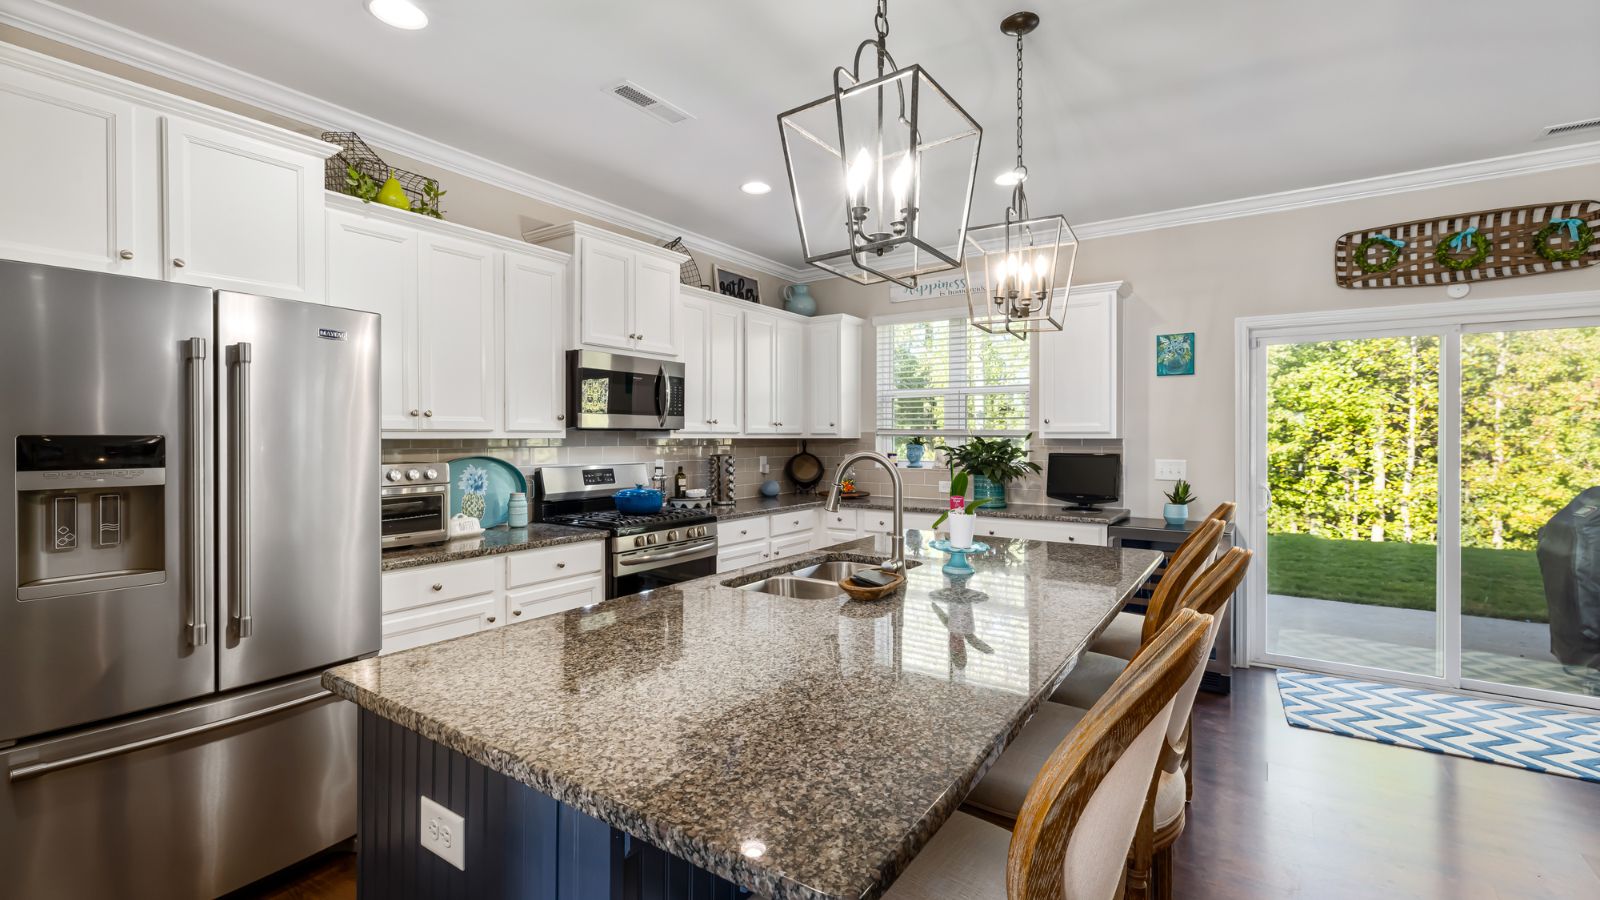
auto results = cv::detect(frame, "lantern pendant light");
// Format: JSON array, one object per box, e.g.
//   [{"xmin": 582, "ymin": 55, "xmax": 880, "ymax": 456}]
[
  {"xmin": 964, "ymin": 11, "xmax": 1078, "ymax": 340},
  {"xmin": 777, "ymin": 0, "xmax": 983, "ymax": 288}
]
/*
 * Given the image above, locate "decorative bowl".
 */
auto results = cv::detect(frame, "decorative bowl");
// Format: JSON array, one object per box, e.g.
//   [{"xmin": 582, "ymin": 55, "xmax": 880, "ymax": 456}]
[
  {"xmin": 614, "ymin": 483, "xmax": 664, "ymax": 515},
  {"xmin": 838, "ymin": 569, "xmax": 906, "ymax": 602}
]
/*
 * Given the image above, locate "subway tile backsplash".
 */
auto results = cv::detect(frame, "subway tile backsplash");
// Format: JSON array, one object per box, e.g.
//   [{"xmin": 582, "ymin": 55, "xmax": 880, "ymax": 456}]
[{"xmin": 809, "ymin": 437, "xmax": 1123, "ymax": 507}]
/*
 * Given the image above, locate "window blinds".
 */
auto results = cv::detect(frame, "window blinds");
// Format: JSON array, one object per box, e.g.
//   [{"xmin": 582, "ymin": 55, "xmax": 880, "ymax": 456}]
[{"xmin": 875, "ymin": 315, "xmax": 1031, "ymax": 437}]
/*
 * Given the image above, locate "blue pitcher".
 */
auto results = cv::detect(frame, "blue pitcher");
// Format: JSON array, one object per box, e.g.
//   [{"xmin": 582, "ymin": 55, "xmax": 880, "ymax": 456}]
[{"xmin": 782, "ymin": 283, "xmax": 816, "ymax": 317}]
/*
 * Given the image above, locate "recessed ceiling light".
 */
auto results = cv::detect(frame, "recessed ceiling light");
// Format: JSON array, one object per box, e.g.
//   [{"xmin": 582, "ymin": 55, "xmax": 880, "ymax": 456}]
[
  {"xmin": 367, "ymin": 0, "xmax": 428, "ymax": 30},
  {"xmin": 994, "ymin": 168, "xmax": 1027, "ymax": 187},
  {"xmin": 741, "ymin": 181, "xmax": 772, "ymax": 195}
]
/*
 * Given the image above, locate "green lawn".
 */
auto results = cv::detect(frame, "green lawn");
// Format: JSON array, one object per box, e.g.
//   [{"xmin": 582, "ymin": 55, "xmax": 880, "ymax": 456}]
[{"xmin": 1267, "ymin": 533, "xmax": 1549, "ymax": 623}]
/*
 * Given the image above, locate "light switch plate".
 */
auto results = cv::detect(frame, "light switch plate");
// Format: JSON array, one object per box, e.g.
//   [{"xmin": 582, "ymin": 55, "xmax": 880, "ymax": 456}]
[
  {"xmin": 1154, "ymin": 459, "xmax": 1187, "ymax": 481},
  {"xmin": 420, "ymin": 795, "xmax": 465, "ymax": 871}
]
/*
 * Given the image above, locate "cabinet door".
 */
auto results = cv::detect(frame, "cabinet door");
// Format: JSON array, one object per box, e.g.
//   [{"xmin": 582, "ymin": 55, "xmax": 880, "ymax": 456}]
[
  {"xmin": 716, "ymin": 542, "xmax": 771, "ymax": 573},
  {"xmin": 417, "ymin": 235, "xmax": 498, "ymax": 431},
  {"xmin": 806, "ymin": 321, "xmax": 841, "ymax": 436},
  {"xmin": 381, "ymin": 594, "xmax": 500, "ymax": 654},
  {"xmin": 743, "ymin": 314, "xmax": 777, "ymax": 435},
  {"xmin": 577, "ymin": 239, "xmax": 634, "ymax": 351},
  {"xmin": 326, "ymin": 210, "xmax": 419, "ymax": 431},
  {"xmin": 706, "ymin": 302, "xmax": 743, "ymax": 433},
  {"xmin": 504, "ymin": 250, "xmax": 567, "ymax": 433},
  {"xmin": 0, "ymin": 66, "xmax": 148, "ymax": 275},
  {"xmin": 631, "ymin": 254, "xmax": 680, "ymax": 357},
  {"xmin": 819, "ymin": 529, "xmax": 859, "ymax": 547},
  {"xmin": 1038, "ymin": 289, "xmax": 1119, "ymax": 438},
  {"xmin": 677, "ymin": 296, "xmax": 714, "ymax": 434},
  {"xmin": 162, "ymin": 117, "xmax": 324, "ymax": 299},
  {"xmin": 507, "ymin": 576, "xmax": 603, "ymax": 623},
  {"xmin": 770, "ymin": 533, "xmax": 813, "ymax": 562},
  {"xmin": 773, "ymin": 320, "xmax": 806, "ymax": 434}
]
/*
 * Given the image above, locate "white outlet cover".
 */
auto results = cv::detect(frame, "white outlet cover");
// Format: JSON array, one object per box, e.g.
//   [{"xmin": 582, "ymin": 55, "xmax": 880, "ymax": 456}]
[
  {"xmin": 1154, "ymin": 459, "xmax": 1187, "ymax": 481},
  {"xmin": 420, "ymin": 795, "xmax": 466, "ymax": 871}
]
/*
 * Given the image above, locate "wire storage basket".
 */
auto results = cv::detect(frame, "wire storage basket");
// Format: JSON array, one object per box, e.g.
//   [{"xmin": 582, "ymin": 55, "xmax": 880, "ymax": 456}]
[
  {"xmin": 661, "ymin": 237, "xmax": 707, "ymax": 289},
  {"xmin": 321, "ymin": 131, "xmax": 443, "ymax": 218}
]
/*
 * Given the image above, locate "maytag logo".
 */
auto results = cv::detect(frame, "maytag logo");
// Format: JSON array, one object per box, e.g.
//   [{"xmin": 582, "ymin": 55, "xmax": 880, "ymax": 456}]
[{"xmin": 317, "ymin": 328, "xmax": 348, "ymax": 342}]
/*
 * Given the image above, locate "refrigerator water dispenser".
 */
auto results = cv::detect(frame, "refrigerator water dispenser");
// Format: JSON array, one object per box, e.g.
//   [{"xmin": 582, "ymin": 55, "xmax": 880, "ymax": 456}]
[{"xmin": 15, "ymin": 435, "xmax": 167, "ymax": 601}]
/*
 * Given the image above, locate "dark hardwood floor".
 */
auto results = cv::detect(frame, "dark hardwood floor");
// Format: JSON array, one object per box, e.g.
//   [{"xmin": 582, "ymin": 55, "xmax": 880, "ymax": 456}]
[{"xmin": 249, "ymin": 666, "xmax": 1600, "ymax": 898}]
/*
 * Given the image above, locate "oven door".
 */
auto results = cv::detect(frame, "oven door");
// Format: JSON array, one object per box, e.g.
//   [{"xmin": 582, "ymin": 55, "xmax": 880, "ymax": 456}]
[
  {"xmin": 379, "ymin": 488, "xmax": 447, "ymax": 548},
  {"xmin": 568, "ymin": 350, "xmax": 686, "ymax": 431},
  {"xmin": 610, "ymin": 537, "xmax": 716, "ymax": 597}
]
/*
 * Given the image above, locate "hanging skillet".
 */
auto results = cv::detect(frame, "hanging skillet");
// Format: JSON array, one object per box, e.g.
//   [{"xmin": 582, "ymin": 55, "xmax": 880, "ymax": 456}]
[{"xmin": 785, "ymin": 441, "xmax": 825, "ymax": 493}]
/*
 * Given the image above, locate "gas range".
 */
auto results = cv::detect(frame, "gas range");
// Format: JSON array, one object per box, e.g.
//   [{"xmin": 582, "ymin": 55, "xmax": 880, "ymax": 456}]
[{"xmin": 533, "ymin": 463, "xmax": 720, "ymax": 598}]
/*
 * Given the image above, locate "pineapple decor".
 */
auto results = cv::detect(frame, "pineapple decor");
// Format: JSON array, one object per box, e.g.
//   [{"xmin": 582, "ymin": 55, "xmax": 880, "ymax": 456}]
[{"xmin": 458, "ymin": 465, "xmax": 489, "ymax": 520}]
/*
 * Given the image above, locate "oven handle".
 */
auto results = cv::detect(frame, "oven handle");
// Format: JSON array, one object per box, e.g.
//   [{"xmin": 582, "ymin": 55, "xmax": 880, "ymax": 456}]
[{"xmin": 616, "ymin": 539, "xmax": 717, "ymax": 567}]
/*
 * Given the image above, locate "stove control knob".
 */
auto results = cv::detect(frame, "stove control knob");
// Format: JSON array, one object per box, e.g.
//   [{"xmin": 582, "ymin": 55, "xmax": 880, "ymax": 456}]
[
  {"xmin": 406, "ymin": 469, "xmax": 422, "ymax": 481},
  {"xmin": 646, "ymin": 534, "xmax": 658, "ymax": 546},
  {"xmin": 667, "ymin": 530, "xmax": 679, "ymax": 542},
  {"xmin": 634, "ymin": 535, "xmax": 645, "ymax": 547},
  {"xmin": 385, "ymin": 469, "xmax": 404, "ymax": 483},
  {"xmin": 424, "ymin": 468, "xmax": 439, "ymax": 481}
]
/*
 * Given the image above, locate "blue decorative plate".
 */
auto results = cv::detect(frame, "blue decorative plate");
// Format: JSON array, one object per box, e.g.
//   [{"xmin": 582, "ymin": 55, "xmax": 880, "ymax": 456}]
[
  {"xmin": 447, "ymin": 456, "xmax": 527, "ymax": 528},
  {"xmin": 929, "ymin": 539, "xmax": 992, "ymax": 554}
]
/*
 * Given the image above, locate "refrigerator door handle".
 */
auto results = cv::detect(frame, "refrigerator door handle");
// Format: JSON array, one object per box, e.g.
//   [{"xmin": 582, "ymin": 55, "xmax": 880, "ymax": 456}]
[
  {"xmin": 6, "ymin": 690, "xmax": 332, "ymax": 782},
  {"xmin": 231, "ymin": 342, "xmax": 253, "ymax": 639},
  {"xmin": 185, "ymin": 337, "xmax": 209, "ymax": 647}
]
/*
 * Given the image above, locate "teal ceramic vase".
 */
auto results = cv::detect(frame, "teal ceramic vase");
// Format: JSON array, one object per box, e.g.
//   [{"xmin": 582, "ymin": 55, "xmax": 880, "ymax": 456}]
[
  {"xmin": 906, "ymin": 442, "xmax": 925, "ymax": 466},
  {"xmin": 781, "ymin": 283, "xmax": 816, "ymax": 317},
  {"xmin": 1164, "ymin": 503, "xmax": 1189, "ymax": 526},
  {"xmin": 972, "ymin": 474, "xmax": 1007, "ymax": 509}
]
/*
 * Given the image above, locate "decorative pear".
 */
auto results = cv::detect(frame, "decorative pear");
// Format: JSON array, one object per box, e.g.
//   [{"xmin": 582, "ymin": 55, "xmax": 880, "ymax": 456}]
[{"xmin": 376, "ymin": 172, "xmax": 410, "ymax": 210}]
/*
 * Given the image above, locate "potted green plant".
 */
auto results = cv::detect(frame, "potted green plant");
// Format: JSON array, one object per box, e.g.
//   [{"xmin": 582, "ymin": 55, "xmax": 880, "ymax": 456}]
[
  {"xmin": 935, "ymin": 434, "xmax": 1042, "ymax": 509},
  {"xmin": 905, "ymin": 436, "xmax": 929, "ymax": 468},
  {"xmin": 931, "ymin": 469, "xmax": 991, "ymax": 548},
  {"xmin": 1163, "ymin": 479, "xmax": 1195, "ymax": 526}
]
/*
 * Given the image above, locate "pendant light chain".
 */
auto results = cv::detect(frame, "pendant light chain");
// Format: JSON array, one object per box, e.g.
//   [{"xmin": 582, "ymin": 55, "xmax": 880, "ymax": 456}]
[
  {"xmin": 875, "ymin": 0, "xmax": 890, "ymax": 50},
  {"xmin": 1014, "ymin": 33, "xmax": 1025, "ymax": 173}
]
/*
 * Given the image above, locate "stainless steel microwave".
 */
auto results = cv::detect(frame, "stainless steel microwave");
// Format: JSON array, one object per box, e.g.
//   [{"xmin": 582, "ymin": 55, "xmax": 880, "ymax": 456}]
[{"xmin": 566, "ymin": 350, "xmax": 686, "ymax": 431}]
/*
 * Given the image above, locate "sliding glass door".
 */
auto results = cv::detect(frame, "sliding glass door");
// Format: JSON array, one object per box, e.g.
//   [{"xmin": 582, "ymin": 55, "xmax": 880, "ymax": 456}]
[{"xmin": 1245, "ymin": 302, "xmax": 1600, "ymax": 708}]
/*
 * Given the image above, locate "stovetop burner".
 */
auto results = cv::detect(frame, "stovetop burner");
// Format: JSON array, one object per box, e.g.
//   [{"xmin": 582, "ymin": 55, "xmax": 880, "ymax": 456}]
[{"xmin": 544, "ymin": 506, "xmax": 715, "ymax": 536}]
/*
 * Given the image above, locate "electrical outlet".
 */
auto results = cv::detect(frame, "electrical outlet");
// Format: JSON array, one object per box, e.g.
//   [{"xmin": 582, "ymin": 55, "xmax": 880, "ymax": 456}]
[
  {"xmin": 420, "ymin": 795, "xmax": 465, "ymax": 871},
  {"xmin": 1154, "ymin": 459, "xmax": 1187, "ymax": 481},
  {"xmin": 938, "ymin": 480, "xmax": 951, "ymax": 492},
  {"xmin": 759, "ymin": 455, "xmax": 768, "ymax": 474}
]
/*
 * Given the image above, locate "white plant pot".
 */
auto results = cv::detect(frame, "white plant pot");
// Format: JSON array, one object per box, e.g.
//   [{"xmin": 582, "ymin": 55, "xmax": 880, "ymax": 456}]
[{"xmin": 948, "ymin": 513, "xmax": 977, "ymax": 549}]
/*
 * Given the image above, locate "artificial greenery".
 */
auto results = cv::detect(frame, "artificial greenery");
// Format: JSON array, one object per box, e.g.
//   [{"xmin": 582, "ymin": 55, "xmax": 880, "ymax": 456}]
[
  {"xmin": 411, "ymin": 179, "xmax": 447, "ymax": 219},
  {"xmin": 1532, "ymin": 218, "xmax": 1593, "ymax": 263},
  {"xmin": 1434, "ymin": 228, "xmax": 1489, "ymax": 271},
  {"xmin": 1355, "ymin": 234, "xmax": 1405, "ymax": 275},
  {"xmin": 344, "ymin": 164, "xmax": 379, "ymax": 203},
  {"xmin": 934, "ymin": 434, "xmax": 1042, "ymax": 485},
  {"xmin": 1163, "ymin": 479, "xmax": 1196, "ymax": 505},
  {"xmin": 931, "ymin": 470, "xmax": 992, "ymax": 529}
]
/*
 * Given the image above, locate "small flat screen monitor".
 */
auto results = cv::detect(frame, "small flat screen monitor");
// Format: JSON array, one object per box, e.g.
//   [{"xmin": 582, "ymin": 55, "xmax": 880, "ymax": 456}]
[{"xmin": 1046, "ymin": 453, "xmax": 1121, "ymax": 510}]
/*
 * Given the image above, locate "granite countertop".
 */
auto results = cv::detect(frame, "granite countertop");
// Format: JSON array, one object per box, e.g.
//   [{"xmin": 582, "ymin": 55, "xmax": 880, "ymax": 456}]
[
  {"xmin": 326, "ymin": 533, "xmax": 1162, "ymax": 899},
  {"xmin": 379, "ymin": 524, "xmax": 605, "ymax": 572},
  {"xmin": 712, "ymin": 493, "xmax": 1130, "ymax": 526}
]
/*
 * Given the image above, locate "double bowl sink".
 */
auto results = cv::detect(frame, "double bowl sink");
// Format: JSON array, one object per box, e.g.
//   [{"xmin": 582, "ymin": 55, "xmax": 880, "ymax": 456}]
[{"xmin": 732, "ymin": 560, "xmax": 886, "ymax": 600}]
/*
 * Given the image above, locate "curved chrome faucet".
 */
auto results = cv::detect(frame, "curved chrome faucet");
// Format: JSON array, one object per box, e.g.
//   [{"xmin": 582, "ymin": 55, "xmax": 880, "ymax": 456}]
[{"xmin": 824, "ymin": 451, "xmax": 904, "ymax": 571}]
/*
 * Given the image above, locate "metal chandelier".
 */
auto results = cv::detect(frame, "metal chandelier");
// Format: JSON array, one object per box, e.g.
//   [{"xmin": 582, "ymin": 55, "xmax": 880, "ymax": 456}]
[
  {"xmin": 964, "ymin": 11, "xmax": 1078, "ymax": 339},
  {"xmin": 777, "ymin": 0, "xmax": 983, "ymax": 288}
]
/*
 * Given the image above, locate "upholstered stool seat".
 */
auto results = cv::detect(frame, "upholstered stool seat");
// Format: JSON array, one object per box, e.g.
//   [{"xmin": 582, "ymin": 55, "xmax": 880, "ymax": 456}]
[
  {"xmin": 1086, "ymin": 611, "xmax": 1144, "ymax": 659},
  {"xmin": 1048, "ymin": 651, "xmax": 1128, "ymax": 708},
  {"xmin": 881, "ymin": 811, "xmax": 1011, "ymax": 900},
  {"xmin": 964, "ymin": 701, "xmax": 1088, "ymax": 820},
  {"xmin": 1154, "ymin": 767, "xmax": 1185, "ymax": 831}
]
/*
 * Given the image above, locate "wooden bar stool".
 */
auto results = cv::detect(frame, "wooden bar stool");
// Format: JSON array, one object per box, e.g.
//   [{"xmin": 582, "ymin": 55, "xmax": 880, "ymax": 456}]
[
  {"xmin": 883, "ymin": 609, "xmax": 1214, "ymax": 900},
  {"xmin": 1085, "ymin": 503, "xmax": 1234, "ymax": 660}
]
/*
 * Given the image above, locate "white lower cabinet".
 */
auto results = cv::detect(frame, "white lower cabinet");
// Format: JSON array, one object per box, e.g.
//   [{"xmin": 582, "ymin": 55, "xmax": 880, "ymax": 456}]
[
  {"xmin": 712, "ymin": 511, "xmax": 827, "ymax": 573},
  {"xmin": 380, "ymin": 542, "xmax": 606, "ymax": 653},
  {"xmin": 769, "ymin": 533, "xmax": 813, "ymax": 563},
  {"xmin": 716, "ymin": 541, "xmax": 771, "ymax": 573},
  {"xmin": 974, "ymin": 518, "xmax": 1107, "ymax": 545}
]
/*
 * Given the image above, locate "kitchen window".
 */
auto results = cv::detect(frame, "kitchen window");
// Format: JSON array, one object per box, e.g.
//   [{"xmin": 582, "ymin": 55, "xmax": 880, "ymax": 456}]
[{"xmin": 874, "ymin": 310, "xmax": 1031, "ymax": 458}]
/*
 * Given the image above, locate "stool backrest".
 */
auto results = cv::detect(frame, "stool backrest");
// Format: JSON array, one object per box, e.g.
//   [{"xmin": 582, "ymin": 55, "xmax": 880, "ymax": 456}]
[{"xmin": 1138, "ymin": 518, "xmax": 1224, "ymax": 645}]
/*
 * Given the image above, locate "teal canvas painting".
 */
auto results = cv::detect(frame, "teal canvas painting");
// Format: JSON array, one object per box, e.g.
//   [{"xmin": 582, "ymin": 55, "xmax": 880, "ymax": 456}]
[{"xmin": 1157, "ymin": 332, "xmax": 1195, "ymax": 376}]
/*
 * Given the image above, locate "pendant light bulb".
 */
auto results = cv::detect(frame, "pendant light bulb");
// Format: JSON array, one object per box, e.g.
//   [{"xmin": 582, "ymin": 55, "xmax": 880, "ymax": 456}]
[
  {"xmin": 890, "ymin": 156, "xmax": 914, "ymax": 210},
  {"xmin": 846, "ymin": 147, "xmax": 873, "ymax": 204}
]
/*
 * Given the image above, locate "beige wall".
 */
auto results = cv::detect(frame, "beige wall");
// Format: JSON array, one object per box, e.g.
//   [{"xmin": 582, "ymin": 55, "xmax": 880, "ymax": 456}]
[
  {"xmin": 808, "ymin": 164, "xmax": 1600, "ymax": 516},
  {"xmin": 0, "ymin": 25, "xmax": 792, "ymax": 310}
]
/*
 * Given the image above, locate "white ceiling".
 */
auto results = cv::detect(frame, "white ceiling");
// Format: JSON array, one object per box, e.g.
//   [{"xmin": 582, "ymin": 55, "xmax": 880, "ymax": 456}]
[{"xmin": 19, "ymin": 0, "xmax": 1600, "ymax": 271}]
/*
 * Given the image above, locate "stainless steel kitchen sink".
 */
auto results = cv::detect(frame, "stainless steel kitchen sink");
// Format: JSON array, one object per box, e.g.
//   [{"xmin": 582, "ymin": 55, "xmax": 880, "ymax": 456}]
[
  {"xmin": 737, "ymin": 576, "xmax": 846, "ymax": 600},
  {"xmin": 788, "ymin": 560, "xmax": 879, "ymax": 581}
]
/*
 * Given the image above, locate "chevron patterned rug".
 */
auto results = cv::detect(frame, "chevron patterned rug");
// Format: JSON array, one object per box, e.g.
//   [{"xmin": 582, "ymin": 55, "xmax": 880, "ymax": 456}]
[{"xmin": 1277, "ymin": 671, "xmax": 1600, "ymax": 784}]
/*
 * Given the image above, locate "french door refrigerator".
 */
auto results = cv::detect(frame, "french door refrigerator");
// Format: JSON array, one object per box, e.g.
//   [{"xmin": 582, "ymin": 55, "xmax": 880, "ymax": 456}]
[{"xmin": 0, "ymin": 261, "xmax": 380, "ymax": 899}]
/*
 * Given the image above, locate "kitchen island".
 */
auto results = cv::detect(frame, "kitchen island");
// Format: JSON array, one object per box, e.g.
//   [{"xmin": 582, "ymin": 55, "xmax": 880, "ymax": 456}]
[{"xmin": 324, "ymin": 532, "xmax": 1162, "ymax": 899}]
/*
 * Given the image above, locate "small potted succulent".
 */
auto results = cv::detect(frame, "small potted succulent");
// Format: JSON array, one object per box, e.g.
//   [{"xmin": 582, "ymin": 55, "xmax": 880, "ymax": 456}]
[
  {"xmin": 935, "ymin": 434, "xmax": 1042, "ymax": 509},
  {"xmin": 1163, "ymin": 479, "xmax": 1195, "ymax": 526},
  {"xmin": 932, "ymin": 470, "xmax": 992, "ymax": 549},
  {"xmin": 905, "ymin": 436, "xmax": 929, "ymax": 467}
]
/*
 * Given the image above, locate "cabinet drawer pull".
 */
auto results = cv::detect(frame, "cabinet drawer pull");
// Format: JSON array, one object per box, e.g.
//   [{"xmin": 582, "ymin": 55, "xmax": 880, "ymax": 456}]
[
  {"xmin": 513, "ymin": 609, "xmax": 523, "ymax": 616},
  {"xmin": 486, "ymin": 616, "xmax": 496, "ymax": 623},
  {"xmin": 556, "ymin": 562, "xmax": 566, "ymax": 569},
  {"xmin": 172, "ymin": 258, "xmax": 186, "ymax": 268},
  {"xmin": 423, "ymin": 410, "xmax": 434, "ymax": 417},
  {"xmin": 432, "ymin": 583, "xmax": 443, "ymax": 591},
  {"xmin": 119, "ymin": 249, "xmax": 134, "ymax": 260}
]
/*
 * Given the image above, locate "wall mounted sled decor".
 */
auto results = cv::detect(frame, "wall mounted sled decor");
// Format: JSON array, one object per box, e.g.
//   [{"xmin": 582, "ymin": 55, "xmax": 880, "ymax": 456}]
[{"xmin": 1334, "ymin": 201, "xmax": 1600, "ymax": 289}]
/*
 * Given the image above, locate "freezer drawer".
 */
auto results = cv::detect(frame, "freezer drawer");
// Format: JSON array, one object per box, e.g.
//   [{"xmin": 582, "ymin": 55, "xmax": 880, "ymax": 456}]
[{"xmin": 0, "ymin": 674, "xmax": 356, "ymax": 899}]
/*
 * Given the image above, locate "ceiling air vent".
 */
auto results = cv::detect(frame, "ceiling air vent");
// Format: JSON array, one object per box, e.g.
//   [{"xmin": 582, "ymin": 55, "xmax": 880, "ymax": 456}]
[
  {"xmin": 1543, "ymin": 117, "xmax": 1600, "ymax": 137},
  {"xmin": 608, "ymin": 80, "xmax": 693, "ymax": 125}
]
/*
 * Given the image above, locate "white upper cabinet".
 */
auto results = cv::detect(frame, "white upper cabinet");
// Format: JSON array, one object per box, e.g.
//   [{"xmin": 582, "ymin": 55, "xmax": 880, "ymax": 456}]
[
  {"xmin": 806, "ymin": 315, "xmax": 862, "ymax": 438},
  {"xmin": 523, "ymin": 222, "xmax": 685, "ymax": 359},
  {"xmin": 417, "ymin": 234, "xmax": 499, "ymax": 432},
  {"xmin": 326, "ymin": 210, "xmax": 419, "ymax": 431},
  {"xmin": 162, "ymin": 116, "xmax": 326, "ymax": 300},
  {"xmin": 503, "ymin": 249, "xmax": 568, "ymax": 434},
  {"xmin": 1037, "ymin": 282, "xmax": 1126, "ymax": 439},
  {"xmin": 0, "ymin": 63, "xmax": 148, "ymax": 275},
  {"xmin": 744, "ymin": 309, "xmax": 805, "ymax": 435},
  {"xmin": 773, "ymin": 319, "xmax": 805, "ymax": 435},
  {"xmin": 678, "ymin": 288, "xmax": 743, "ymax": 437}
]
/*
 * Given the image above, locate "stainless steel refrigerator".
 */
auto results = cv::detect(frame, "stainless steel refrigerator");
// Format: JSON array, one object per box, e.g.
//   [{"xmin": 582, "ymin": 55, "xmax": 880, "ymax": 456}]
[{"xmin": 0, "ymin": 261, "xmax": 380, "ymax": 898}]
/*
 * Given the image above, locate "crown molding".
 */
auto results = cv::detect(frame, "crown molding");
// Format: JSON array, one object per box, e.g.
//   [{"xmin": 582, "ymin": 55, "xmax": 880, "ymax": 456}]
[{"xmin": 0, "ymin": 0, "xmax": 814, "ymax": 282}]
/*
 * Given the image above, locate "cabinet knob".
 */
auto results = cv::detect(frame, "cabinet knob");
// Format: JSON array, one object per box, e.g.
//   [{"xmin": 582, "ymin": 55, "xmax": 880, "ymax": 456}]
[
  {"xmin": 119, "ymin": 250, "xmax": 134, "ymax": 260},
  {"xmin": 762, "ymin": 552, "xmax": 769, "ymax": 558},
  {"xmin": 557, "ymin": 414, "xmax": 565, "ymax": 421},
  {"xmin": 513, "ymin": 609, "xmax": 522, "ymax": 616},
  {"xmin": 172, "ymin": 258, "xmax": 186, "ymax": 268},
  {"xmin": 423, "ymin": 410, "xmax": 434, "ymax": 417},
  {"xmin": 829, "ymin": 422, "xmax": 835, "ymax": 427},
  {"xmin": 740, "ymin": 529, "xmax": 748, "ymax": 536},
  {"xmin": 410, "ymin": 409, "xmax": 420, "ymax": 417},
  {"xmin": 432, "ymin": 583, "xmax": 443, "ymax": 591},
  {"xmin": 1043, "ymin": 418, "xmax": 1051, "ymax": 424},
  {"xmin": 713, "ymin": 419, "xmax": 719, "ymax": 425},
  {"xmin": 486, "ymin": 616, "xmax": 496, "ymax": 623},
  {"xmin": 556, "ymin": 562, "xmax": 566, "ymax": 569}
]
